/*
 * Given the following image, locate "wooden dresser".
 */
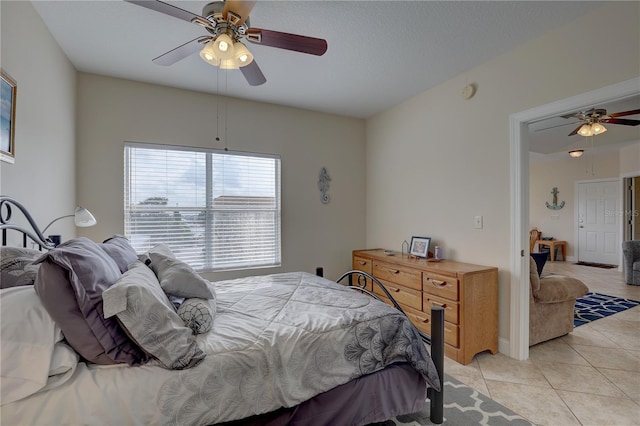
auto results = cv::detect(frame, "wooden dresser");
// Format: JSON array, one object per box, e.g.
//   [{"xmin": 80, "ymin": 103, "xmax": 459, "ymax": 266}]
[{"xmin": 352, "ymin": 249, "xmax": 498, "ymax": 365}]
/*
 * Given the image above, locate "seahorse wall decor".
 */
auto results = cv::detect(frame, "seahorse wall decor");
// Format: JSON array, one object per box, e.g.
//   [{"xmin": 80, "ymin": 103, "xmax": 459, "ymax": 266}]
[
  {"xmin": 546, "ymin": 187, "xmax": 565, "ymax": 210},
  {"xmin": 318, "ymin": 167, "xmax": 331, "ymax": 204}
]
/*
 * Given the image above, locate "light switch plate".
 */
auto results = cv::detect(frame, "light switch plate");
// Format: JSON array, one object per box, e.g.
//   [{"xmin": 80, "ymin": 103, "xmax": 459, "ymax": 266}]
[{"xmin": 474, "ymin": 215, "xmax": 483, "ymax": 229}]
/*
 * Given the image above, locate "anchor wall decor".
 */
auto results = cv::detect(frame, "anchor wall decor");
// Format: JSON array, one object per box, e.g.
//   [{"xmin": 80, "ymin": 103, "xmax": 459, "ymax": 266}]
[{"xmin": 545, "ymin": 187, "xmax": 565, "ymax": 210}]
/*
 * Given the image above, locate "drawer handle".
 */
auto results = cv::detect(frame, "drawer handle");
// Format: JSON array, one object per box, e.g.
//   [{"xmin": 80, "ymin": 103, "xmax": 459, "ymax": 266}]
[
  {"xmin": 392, "ymin": 287, "xmax": 400, "ymax": 293},
  {"xmin": 420, "ymin": 318, "xmax": 430, "ymax": 324},
  {"xmin": 358, "ymin": 260, "xmax": 367, "ymax": 266},
  {"xmin": 430, "ymin": 301, "xmax": 447, "ymax": 309},
  {"xmin": 430, "ymin": 279, "xmax": 447, "ymax": 287},
  {"xmin": 380, "ymin": 266, "xmax": 400, "ymax": 274}
]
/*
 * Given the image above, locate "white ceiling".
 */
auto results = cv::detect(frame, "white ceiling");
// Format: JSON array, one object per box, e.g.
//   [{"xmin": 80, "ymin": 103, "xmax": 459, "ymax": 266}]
[
  {"xmin": 31, "ymin": 1, "xmax": 639, "ymax": 155},
  {"xmin": 528, "ymin": 95, "xmax": 640, "ymax": 157}
]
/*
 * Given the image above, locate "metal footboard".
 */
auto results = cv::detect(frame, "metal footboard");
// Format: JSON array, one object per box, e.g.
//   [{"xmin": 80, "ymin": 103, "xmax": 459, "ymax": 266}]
[
  {"xmin": 0, "ymin": 196, "xmax": 54, "ymax": 249},
  {"xmin": 335, "ymin": 270, "xmax": 445, "ymax": 424}
]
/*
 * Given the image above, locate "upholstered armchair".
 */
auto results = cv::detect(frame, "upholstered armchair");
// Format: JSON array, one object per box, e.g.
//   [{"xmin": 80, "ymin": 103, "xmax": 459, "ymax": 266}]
[
  {"xmin": 529, "ymin": 257, "xmax": 589, "ymax": 346},
  {"xmin": 622, "ymin": 240, "xmax": 640, "ymax": 286}
]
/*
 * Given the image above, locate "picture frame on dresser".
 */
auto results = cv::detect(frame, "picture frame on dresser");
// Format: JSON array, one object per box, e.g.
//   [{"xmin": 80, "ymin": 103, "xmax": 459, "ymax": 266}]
[
  {"xmin": 1, "ymin": 69, "xmax": 17, "ymax": 164},
  {"xmin": 410, "ymin": 236, "xmax": 430, "ymax": 258}
]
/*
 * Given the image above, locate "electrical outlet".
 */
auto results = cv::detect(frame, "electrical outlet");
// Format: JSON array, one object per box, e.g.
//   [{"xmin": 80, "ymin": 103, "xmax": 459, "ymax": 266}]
[{"xmin": 474, "ymin": 215, "xmax": 483, "ymax": 229}]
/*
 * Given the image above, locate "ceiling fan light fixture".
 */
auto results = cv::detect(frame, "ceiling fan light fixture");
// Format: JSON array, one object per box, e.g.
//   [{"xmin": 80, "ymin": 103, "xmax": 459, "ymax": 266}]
[
  {"xmin": 213, "ymin": 34, "xmax": 235, "ymax": 60},
  {"xmin": 577, "ymin": 123, "xmax": 593, "ymax": 137},
  {"xmin": 568, "ymin": 149, "xmax": 584, "ymax": 158},
  {"xmin": 591, "ymin": 122, "xmax": 607, "ymax": 135},
  {"xmin": 219, "ymin": 58, "xmax": 240, "ymax": 70},
  {"xmin": 199, "ymin": 41, "xmax": 221, "ymax": 66},
  {"xmin": 234, "ymin": 42, "xmax": 254, "ymax": 67}
]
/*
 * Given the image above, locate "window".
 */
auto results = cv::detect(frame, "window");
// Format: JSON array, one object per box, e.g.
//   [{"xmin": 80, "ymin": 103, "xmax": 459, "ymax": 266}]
[{"xmin": 124, "ymin": 142, "xmax": 281, "ymax": 272}]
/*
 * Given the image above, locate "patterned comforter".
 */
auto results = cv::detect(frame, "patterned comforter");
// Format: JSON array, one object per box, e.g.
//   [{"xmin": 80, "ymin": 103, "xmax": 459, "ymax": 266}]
[{"xmin": 3, "ymin": 272, "xmax": 440, "ymax": 425}]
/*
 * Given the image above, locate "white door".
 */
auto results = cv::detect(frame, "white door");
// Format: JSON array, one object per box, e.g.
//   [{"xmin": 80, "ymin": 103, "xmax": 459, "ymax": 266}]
[{"xmin": 577, "ymin": 179, "xmax": 620, "ymax": 265}]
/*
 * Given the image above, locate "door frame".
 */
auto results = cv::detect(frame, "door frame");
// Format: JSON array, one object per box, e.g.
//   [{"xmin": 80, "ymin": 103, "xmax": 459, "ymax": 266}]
[
  {"xmin": 621, "ymin": 173, "xmax": 640, "ymax": 270},
  {"xmin": 573, "ymin": 178, "xmax": 621, "ymax": 266},
  {"xmin": 509, "ymin": 77, "xmax": 639, "ymax": 361}
]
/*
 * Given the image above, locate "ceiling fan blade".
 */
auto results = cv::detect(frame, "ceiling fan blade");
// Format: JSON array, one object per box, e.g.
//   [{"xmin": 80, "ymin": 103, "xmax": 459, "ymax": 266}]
[
  {"xmin": 223, "ymin": 0, "xmax": 256, "ymax": 25},
  {"xmin": 240, "ymin": 60, "xmax": 266, "ymax": 86},
  {"xmin": 568, "ymin": 124, "xmax": 584, "ymax": 136},
  {"xmin": 608, "ymin": 108, "xmax": 640, "ymax": 118},
  {"xmin": 246, "ymin": 28, "xmax": 328, "ymax": 56},
  {"xmin": 152, "ymin": 37, "xmax": 210, "ymax": 66},
  {"xmin": 601, "ymin": 118, "xmax": 640, "ymax": 126},
  {"xmin": 125, "ymin": 0, "xmax": 213, "ymax": 29}
]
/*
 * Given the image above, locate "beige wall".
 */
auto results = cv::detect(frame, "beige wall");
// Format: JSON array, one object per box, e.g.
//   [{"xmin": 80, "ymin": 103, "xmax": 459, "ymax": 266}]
[
  {"xmin": 76, "ymin": 73, "xmax": 366, "ymax": 281},
  {"xmin": 619, "ymin": 143, "xmax": 640, "ymax": 176},
  {"xmin": 365, "ymin": 3, "xmax": 640, "ymax": 346},
  {"xmin": 0, "ymin": 1, "xmax": 76, "ymax": 241},
  {"xmin": 530, "ymin": 151, "xmax": 621, "ymax": 259}
]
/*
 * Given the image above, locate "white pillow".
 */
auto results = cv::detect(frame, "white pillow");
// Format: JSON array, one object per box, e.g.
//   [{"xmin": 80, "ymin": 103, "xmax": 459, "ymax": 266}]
[{"xmin": 0, "ymin": 286, "xmax": 64, "ymax": 405}]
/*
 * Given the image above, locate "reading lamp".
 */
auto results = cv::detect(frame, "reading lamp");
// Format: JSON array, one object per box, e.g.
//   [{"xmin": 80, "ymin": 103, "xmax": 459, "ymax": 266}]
[{"xmin": 42, "ymin": 206, "xmax": 97, "ymax": 245}]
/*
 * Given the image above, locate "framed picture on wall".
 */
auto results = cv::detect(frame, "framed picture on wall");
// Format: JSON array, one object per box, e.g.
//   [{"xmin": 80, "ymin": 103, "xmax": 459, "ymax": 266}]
[
  {"xmin": 409, "ymin": 236, "xmax": 431, "ymax": 258},
  {"xmin": 1, "ymin": 69, "xmax": 17, "ymax": 164}
]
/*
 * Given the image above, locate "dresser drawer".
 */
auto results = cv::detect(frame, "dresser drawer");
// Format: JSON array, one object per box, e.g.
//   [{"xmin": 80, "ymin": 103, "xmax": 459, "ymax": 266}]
[
  {"xmin": 373, "ymin": 261, "xmax": 422, "ymax": 291},
  {"xmin": 403, "ymin": 305, "xmax": 432, "ymax": 334},
  {"xmin": 373, "ymin": 279, "xmax": 422, "ymax": 311},
  {"xmin": 353, "ymin": 256, "xmax": 373, "ymax": 274},
  {"xmin": 352, "ymin": 256, "xmax": 373, "ymax": 291},
  {"xmin": 423, "ymin": 272, "xmax": 459, "ymax": 301},
  {"xmin": 423, "ymin": 293, "xmax": 459, "ymax": 324},
  {"xmin": 405, "ymin": 306, "xmax": 459, "ymax": 347}
]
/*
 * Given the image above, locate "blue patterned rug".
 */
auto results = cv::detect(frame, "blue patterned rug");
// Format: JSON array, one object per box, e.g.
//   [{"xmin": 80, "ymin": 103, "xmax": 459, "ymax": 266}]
[{"xmin": 574, "ymin": 292, "xmax": 640, "ymax": 327}]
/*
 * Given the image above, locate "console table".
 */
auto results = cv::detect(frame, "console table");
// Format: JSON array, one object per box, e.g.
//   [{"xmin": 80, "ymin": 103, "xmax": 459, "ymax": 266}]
[
  {"xmin": 536, "ymin": 240, "xmax": 566, "ymax": 262},
  {"xmin": 352, "ymin": 249, "xmax": 498, "ymax": 365}
]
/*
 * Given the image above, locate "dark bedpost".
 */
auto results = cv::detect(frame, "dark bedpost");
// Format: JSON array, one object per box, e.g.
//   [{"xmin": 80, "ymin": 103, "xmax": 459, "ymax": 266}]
[
  {"xmin": 315, "ymin": 267, "xmax": 323, "ymax": 277},
  {"xmin": 429, "ymin": 306, "xmax": 445, "ymax": 424}
]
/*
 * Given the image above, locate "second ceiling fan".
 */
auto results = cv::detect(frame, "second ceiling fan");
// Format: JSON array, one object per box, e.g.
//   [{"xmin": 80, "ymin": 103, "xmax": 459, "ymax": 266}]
[
  {"xmin": 563, "ymin": 107, "xmax": 640, "ymax": 137},
  {"xmin": 126, "ymin": 0, "xmax": 328, "ymax": 86}
]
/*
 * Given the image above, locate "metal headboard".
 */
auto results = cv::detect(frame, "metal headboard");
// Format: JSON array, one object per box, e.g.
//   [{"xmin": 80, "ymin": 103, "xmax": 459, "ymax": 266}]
[{"xmin": 0, "ymin": 196, "xmax": 55, "ymax": 250}]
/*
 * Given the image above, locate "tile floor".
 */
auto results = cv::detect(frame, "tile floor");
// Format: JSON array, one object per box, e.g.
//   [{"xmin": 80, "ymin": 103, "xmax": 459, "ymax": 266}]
[{"xmin": 444, "ymin": 261, "xmax": 640, "ymax": 426}]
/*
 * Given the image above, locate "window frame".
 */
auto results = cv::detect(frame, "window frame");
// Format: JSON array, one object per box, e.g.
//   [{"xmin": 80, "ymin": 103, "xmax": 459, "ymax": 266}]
[{"xmin": 124, "ymin": 142, "xmax": 281, "ymax": 272}]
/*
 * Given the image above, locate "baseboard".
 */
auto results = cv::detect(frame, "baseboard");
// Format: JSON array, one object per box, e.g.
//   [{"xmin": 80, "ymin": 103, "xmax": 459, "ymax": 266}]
[{"xmin": 498, "ymin": 336, "xmax": 510, "ymax": 358}]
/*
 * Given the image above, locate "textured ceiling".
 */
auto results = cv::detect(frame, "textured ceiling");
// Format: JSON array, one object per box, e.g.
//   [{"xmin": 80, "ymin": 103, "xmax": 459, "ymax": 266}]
[
  {"xmin": 32, "ymin": 1, "xmax": 605, "ymax": 119},
  {"xmin": 32, "ymin": 1, "xmax": 639, "ymax": 155}
]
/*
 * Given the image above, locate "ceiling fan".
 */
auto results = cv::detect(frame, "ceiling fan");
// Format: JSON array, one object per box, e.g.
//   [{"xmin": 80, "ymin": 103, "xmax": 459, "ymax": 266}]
[
  {"xmin": 562, "ymin": 107, "xmax": 640, "ymax": 137},
  {"xmin": 125, "ymin": 0, "xmax": 328, "ymax": 86}
]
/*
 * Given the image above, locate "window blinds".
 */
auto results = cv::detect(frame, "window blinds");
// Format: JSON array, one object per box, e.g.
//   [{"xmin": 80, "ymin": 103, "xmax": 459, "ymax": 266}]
[{"xmin": 124, "ymin": 143, "xmax": 281, "ymax": 271}]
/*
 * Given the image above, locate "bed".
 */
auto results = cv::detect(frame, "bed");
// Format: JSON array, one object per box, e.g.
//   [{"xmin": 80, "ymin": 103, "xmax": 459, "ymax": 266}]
[{"xmin": 0, "ymin": 196, "xmax": 444, "ymax": 425}]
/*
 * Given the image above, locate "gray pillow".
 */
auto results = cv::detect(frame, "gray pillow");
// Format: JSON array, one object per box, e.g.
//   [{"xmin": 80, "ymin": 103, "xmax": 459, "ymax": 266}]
[
  {"xmin": 100, "ymin": 235, "xmax": 138, "ymax": 273},
  {"xmin": 102, "ymin": 261, "xmax": 205, "ymax": 369},
  {"xmin": 0, "ymin": 247, "xmax": 42, "ymax": 288},
  {"xmin": 33, "ymin": 238, "xmax": 147, "ymax": 365},
  {"xmin": 147, "ymin": 244, "xmax": 214, "ymax": 299}
]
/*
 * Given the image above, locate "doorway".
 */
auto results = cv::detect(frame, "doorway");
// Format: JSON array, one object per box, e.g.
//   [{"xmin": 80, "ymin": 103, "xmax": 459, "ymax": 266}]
[
  {"xmin": 623, "ymin": 176, "xmax": 640, "ymax": 241},
  {"xmin": 509, "ymin": 77, "xmax": 640, "ymax": 361},
  {"xmin": 576, "ymin": 179, "xmax": 620, "ymax": 265}
]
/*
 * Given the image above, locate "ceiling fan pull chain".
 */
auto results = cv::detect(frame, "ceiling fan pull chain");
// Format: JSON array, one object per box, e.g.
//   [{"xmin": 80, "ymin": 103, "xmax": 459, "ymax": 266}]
[
  {"xmin": 224, "ymin": 71, "xmax": 229, "ymax": 151},
  {"xmin": 215, "ymin": 66, "xmax": 221, "ymax": 143}
]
